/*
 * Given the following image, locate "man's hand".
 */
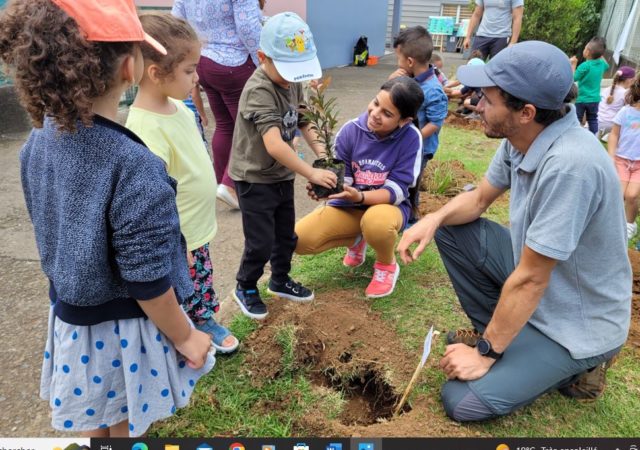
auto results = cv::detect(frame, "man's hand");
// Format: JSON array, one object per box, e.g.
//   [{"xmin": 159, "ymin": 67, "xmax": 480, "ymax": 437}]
[
  {"xmin": 463, "ymin": 37, "xmax": 471, "ymax": 49},
  {"xmin": 439, "ymin": 343, "xmax": 495, "ymax": 381},
  {"xmin": 308, "ymin": 168, "xmax": 337, "ymax": 189},
  {"xmin": 389, "ymin": 68, "xmax": 410, "ymax": 80},
  {"xmin": 397, "ymin": 215, "xmax": 439, "ymax": 264}
]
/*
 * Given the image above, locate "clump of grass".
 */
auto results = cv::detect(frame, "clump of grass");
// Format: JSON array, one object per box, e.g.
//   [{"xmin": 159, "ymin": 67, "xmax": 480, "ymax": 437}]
[
  {"xmin": 421, "ymin": 161, "xmax": 459, "ymax": 196},
  {"xmin": 275, "ymin": 324, "xmax": 298, "ymax": 377}
]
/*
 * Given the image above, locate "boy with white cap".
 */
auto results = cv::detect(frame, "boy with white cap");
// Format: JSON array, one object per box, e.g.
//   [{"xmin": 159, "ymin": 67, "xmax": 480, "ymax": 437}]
[{"xmin": 229, "ymin": 12, "xmax": 337, "ymax": 319}]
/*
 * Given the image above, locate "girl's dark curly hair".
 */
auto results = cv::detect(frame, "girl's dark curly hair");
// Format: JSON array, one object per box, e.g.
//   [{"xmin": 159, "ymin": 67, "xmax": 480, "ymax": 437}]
[
  {"xmin": 138, "ymin": 13, "xmax": 199, "ymax": 80},
  {"xmin": 0, "ymin": 0, "xmax": 135, "ymax": 132},
  {"xmin": 625, "ymin": 74, "xmax": 640, "ymax": 106}
]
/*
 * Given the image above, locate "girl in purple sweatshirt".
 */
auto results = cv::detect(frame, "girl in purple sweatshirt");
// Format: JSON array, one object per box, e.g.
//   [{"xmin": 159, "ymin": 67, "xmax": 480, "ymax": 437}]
[{"xmin": 296, "ymin": 77, "xmax": 424, "ymax": 297}]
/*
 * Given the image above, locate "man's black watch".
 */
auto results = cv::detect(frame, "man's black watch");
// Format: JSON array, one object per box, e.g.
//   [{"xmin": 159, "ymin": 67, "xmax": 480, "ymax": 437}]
[{"xmin": 476, "ymin": 337, "xmax": 503, "ymax": 360}]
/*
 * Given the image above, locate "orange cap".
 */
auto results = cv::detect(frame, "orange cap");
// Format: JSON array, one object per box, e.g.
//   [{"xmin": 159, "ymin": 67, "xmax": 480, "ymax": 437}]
[{"xmin": 51, "ymin": 0, "xmax": 167, "ymax": 55}]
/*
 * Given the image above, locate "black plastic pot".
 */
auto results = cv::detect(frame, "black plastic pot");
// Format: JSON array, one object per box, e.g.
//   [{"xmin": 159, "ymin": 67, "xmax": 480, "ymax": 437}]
[{"xmin": 311, "ymin": 158, "xmax": 345, "ymax": 198}]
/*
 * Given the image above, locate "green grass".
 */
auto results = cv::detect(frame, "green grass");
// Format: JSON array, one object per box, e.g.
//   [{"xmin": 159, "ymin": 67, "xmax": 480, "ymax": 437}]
[
  {"xmin": 152, "ymin": 124, "xmax": 640, "ymax": 437},
  {"xmin": 438, "ymin": 123, "xmax": 498, "ymax": 176},
  {"xmin": 151, "ymin": 314, "xmax": 345, "ymax": 437}
]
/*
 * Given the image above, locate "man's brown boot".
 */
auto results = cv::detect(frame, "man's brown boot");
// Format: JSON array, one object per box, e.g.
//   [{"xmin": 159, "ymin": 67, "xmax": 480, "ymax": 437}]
[
  {"xmin": 559, "ymin": 357, "xmax": 616, "ymax": 401},
  {"xmin": 446, "ymin": 328, "xmax": 481, "ymax": 346}
]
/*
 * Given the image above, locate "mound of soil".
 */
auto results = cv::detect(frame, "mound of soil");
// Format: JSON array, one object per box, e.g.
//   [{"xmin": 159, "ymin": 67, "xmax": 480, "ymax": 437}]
[
  {"xmin": 417, "ymin": 193, "xmax": 450, "ymax": 217},
  {"xmin": 627, "ymin": 250, "xmax": 640, "ymax": 350},
  {"xmin": 444, "ymin": 111, "xmax": 484, "ymax": 131},
  {"xmin": 243, "ymin": 290, "xmax": 466, "ymax": 436},
  {"xmin": 416, "ymin": 160, "xmax": 478, "ymax": 219},
  {"xmin": 419, "ymin": 160, "xmax": 477, "ymax": 197}
]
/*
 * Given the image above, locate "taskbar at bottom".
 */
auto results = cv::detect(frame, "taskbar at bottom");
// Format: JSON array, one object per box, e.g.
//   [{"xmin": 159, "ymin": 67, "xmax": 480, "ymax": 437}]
[{"xmin": 90, "ymin": 437, "xmax": 640, "ymax": 450}]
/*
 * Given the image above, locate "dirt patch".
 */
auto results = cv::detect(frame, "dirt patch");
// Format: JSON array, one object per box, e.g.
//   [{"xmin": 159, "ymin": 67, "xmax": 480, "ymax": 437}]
[
  {"xmin": 243, "ymin": 290, "xmax": 465, "ymax": 436},
  {"xmin": 626, "ymin": 250, "xmax": 640, "ymax": 349},
  {"xmin": 420, "ymin": 160, "xmax": 477, "ymax": 196},
  {"xmin": 417, "ymin": 160, "xmax": 478, "ymax": 218},
  {"xmin": 444, "ymin": 111, "xmax": 484, "ymax": 132},
  {"xmin": 417, "ymin": 193, "xmax": 450, "ymax": 216}
]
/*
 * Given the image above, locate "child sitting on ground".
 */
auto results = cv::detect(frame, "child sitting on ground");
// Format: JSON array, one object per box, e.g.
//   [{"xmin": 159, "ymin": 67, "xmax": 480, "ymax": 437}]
[
  {"xmin": 445, "ymin": 57, "xmax": 485, "ymax": 117},
  {"xmin": 126, "ymin": 13, "xmax": 239, "ymax": 353},
  {"xmin": 228, "ymin": 12, "xmax": 337, "ymax": 320},
  {"xmin": 570, "ymin": 37, "xmax": 609, "ymax": 134},
  {"xmin": 442, "ymin": 49, "xmax": 484, "ymax": 92},
  {"xmin": 430, "ymin": 52, "xmax": 448, "ymax": 86}
]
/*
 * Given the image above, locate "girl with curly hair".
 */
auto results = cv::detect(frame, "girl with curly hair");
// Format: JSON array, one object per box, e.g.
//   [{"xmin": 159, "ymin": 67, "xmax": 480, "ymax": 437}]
[
  {"xmin": 0, "ymin": 0, "xmax": 215, "ymax": 437},
  {"xmin": 126, "ymin": 13, "xmax": 239, "ymax": 354}
]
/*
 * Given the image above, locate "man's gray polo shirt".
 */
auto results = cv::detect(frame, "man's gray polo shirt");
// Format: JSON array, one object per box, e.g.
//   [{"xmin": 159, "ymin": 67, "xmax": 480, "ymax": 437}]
[
  {"xmin": 485, "ymin": 106, "xmax": 631, "ymax": 359},
  {"xmin": 476, "ymin": 0, "xmax": 524, "ymax": 38}
]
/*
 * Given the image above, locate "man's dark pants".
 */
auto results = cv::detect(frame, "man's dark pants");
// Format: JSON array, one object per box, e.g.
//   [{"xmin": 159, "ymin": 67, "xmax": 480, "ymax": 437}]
[
  {"xmin": 434, "ymin": 218, "xmax": 620, "ymax": 421},
  {"xmin": 471, "ymin": 36, "xmax": 510, "ymax": 59},
  {"xmin": 235, "ymin": 180, "xmax": 297, "ymax": 290}
]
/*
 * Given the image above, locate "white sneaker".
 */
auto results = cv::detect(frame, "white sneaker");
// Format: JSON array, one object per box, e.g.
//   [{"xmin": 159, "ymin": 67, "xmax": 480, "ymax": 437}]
[
  {"xmin": 217, "ymin": 184, "xmax": 239, "ymax": 209},
  {"xmin": 627, "ymin": 222, "xmax": 637, "ymax": 240}
]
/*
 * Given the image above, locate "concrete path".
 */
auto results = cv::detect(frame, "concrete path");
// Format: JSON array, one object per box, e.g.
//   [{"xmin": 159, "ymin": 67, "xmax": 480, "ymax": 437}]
[{"xmin": 0, "ymin": 52, "xmax": 467, "ymax": 436}]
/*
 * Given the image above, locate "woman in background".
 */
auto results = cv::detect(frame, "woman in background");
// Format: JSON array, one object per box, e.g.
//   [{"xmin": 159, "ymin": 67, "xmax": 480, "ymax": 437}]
[{"xmin": 173, "ymin": 0, "xmax": 262, "ymax": 209}]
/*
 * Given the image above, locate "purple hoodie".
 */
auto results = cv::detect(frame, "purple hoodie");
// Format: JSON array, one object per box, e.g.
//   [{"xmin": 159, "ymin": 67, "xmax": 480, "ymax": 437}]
[{"xmin": 328, "ymin": 112, "xmax": 423, "ymax": 227}]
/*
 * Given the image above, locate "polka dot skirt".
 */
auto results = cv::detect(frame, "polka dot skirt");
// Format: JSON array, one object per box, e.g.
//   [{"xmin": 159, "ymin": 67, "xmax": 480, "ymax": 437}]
[{"xmin": 40, "ymin": 306, "xmax": 215, "ymax": 437}]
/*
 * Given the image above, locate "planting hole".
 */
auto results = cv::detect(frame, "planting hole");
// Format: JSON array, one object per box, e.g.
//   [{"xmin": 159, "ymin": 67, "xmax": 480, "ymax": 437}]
[{"xmin": 319, "ymin": 366, "xmax": 411, "ymax": 426}]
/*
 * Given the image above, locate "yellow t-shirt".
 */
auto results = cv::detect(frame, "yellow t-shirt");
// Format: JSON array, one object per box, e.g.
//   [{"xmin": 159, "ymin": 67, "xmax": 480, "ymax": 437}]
[{"xmin": 126, "ymin": 99, "xmax": 217, "ymax": 250}]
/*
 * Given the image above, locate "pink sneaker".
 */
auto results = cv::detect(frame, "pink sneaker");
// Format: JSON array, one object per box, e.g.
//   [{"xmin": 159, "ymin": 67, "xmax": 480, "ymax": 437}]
[
  {"xmin": 365, "ymin": 261, "xmax": 400, "ymax": 298},
  {"xmin": 343, "ymin": 237, "xmax": 367, "ymax": 267}
]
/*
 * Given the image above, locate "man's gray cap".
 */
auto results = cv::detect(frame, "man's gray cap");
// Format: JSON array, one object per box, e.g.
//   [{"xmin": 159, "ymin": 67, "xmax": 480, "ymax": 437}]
[{"xmin": 457, "ymin": 41, "xmax": 573, "ymax": 110}]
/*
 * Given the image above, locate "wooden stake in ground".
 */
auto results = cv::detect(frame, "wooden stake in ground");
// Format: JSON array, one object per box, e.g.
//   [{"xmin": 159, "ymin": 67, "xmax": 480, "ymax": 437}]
[{"xmin": 394, "ymin": 326, "xmax": 436, "ymax": 416}]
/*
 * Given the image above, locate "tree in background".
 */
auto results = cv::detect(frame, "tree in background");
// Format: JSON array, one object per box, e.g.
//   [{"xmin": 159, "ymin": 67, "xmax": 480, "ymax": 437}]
[{"xmin": 518, "ymin": 0, "xmax": 604, "ymax": 57}]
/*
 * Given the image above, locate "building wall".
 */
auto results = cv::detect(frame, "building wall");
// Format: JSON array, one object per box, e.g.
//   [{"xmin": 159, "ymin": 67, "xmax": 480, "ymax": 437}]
[
  {"xmin": 135, "ymin": 0, "xmax": 385, "ymax": 69},
  {"xmin": 306, "ymin": 0, "xmax": 389, "ymax": 68},
  {"xmin": 386, "ymin": 0, "xmax": 469, "ymax": 45}
]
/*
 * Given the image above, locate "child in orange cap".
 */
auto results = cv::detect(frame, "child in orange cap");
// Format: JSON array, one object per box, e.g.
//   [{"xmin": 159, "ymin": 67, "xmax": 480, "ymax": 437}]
[{"xmin": 0, "ymin": 0, "xmax": 214, "ymax": 437}]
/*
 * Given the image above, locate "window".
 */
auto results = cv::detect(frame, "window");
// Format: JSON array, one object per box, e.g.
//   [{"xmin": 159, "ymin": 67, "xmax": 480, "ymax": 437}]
[{"xmin": 441, "ymin": 3, "xmax": 474, "ymax": 22}]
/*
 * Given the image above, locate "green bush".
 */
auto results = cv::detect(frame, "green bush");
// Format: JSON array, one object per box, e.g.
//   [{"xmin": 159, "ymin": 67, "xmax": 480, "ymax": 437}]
[{"xmin": 519, "ymin": 0, "xmax": 604, "ymax": 56}]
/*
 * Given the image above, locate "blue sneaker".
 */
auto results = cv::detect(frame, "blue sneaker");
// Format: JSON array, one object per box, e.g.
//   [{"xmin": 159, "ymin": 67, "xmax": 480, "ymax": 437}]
[
  {"xmin": 267, "ymin": 278, "xmax": 314, "ymax": 302},
  {"xmin": 233, "ymin": 287, "xmax": 268, "ymax": 320}
]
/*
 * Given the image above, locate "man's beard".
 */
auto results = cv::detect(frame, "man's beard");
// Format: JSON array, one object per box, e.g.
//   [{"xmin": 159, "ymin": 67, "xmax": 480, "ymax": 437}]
[{"xmin": 482, "ymin": 115, "xmax": 518, "ymax": 139}]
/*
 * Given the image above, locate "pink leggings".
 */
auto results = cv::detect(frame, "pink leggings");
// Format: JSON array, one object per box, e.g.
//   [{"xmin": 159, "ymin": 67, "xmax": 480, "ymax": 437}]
[{"xmin": 197, "ymin": 56, "xmax": 256, "ymax": 188}]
